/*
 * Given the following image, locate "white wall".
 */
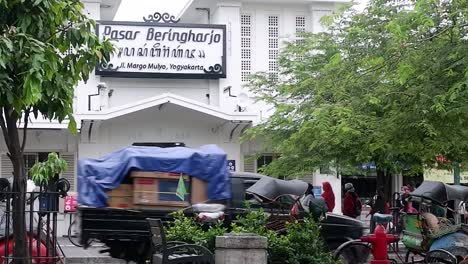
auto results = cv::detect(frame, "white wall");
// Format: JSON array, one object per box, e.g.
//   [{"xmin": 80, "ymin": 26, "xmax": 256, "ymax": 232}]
[
  {"xmin": 212, "ymin": 1, "xmax": 242, "ymax": 113},
  {"xmin": 0, "ymin": 130, "xmax": 73, "ymax": 153},
  {"xmin": 78, "ymin": 104, "xmax": 242, "ymax": 162},
  {"xmin": 100, "ymin": 77, "xmax": 212, "ymax": 108}
]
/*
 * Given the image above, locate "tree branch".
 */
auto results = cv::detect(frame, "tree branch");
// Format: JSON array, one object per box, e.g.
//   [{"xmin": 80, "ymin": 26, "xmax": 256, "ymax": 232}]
[
  {"xmin": 0, "ymin": 108, "xmax": 11, "ymax": 151},
  {"xmin": 21, "ymin": 109, "xmax": 30, "ymax": 153}
]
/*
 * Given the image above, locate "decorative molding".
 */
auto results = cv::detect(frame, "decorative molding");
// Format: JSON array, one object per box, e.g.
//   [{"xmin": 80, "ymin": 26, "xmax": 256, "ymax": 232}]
[
  {"xmin": 203, "ymin": 64, "xmax": 223, "ymax": 74},
  {"xmin": 143, "ymin": 12, "xmax": 180, "ymax": 23},
  {"xmin": 99, "ymin": 62, "xmax": 119, "ymax": 71}
]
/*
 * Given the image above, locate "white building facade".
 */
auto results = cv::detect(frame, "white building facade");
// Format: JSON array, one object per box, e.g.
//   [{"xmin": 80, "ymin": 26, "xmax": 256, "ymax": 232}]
[{"xmin": 0, "ymin": 0, "xmax": 347, "ymax": 233}]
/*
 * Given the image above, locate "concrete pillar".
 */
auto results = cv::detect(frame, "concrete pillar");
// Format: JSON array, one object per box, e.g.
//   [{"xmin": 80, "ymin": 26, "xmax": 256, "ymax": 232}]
[{"xmin": 215, "ymin": 233, "xmax": 267, "ymax": 264}]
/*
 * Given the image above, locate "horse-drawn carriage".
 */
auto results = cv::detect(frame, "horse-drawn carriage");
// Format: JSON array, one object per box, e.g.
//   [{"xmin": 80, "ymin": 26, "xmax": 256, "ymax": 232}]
[{"xmin": 334, "ymin": 181, "xmax": 468, "ymax": 264}]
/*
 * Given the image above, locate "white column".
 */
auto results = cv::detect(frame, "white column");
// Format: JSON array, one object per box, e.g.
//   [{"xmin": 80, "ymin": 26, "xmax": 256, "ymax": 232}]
[
  {"xmin": 212, "ymin": 1, "xmax": 242, "ymax": 114},
  {"xmin": 393, "ymin": 174, "xmax": 403, "ymax": 195}
]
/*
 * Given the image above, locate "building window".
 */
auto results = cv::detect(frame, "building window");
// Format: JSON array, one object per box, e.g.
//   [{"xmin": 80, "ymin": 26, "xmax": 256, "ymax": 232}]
[
  {"xmin": 24, "ymin": 153, "xmax": 50, "ymax": 177},
  {"xmin": 268, "ymin": 15, "xmax": 279, "ymax": 81},
  {"xmin": 241, "ymin": 14, "xmax": 252, "ymax": 82},
  {"xmin": 257, "ymin": 154, "xmax": 279, "ymax": 173},
  {"xmin": 295, "ymin": 16, "xmax": 306, "ymax": 44},
  {"xmin": 1, "ymin": 152, "xmax": 76, "ymax": 190}
]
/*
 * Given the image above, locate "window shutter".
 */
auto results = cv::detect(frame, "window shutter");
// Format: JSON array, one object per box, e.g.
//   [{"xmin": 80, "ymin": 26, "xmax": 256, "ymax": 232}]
[
  {"xmin": 243, "ymin": 155, "xmax": 256, "ymax": 173},
  {"xmin": 241, "ymin": 14, "xmax": 252, "ymax": 82},
  {"xmin": 268, "ymin": 15, "xmax": 279, "ymax": 81},
  {"xmin": 1, "ymin": 154, "xmax": 13, "ymax": 179},
  {"xmin": 60, "ymin": 153, "xmax": 76, "ymax": 191}
]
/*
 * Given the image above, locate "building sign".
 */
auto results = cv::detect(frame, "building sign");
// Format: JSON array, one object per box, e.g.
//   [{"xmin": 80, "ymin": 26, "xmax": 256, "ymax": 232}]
[
  {"xmin": 313, "ymin": 186, "xmax": 322, "ymax": 198},
  {"xmin": 96, "ymin": 21, "xmax": 226, "ymax": 79},
  {"xmin": 424, "ymin": 168, "xmax": 468, "ymax": 184},
  {"xmin": 227, "ymin": 160, "xmax": 236, "ymax": 172},
  {"xmin": 64, "ymin": 194, "xmax": 78, "ymax": 213}
]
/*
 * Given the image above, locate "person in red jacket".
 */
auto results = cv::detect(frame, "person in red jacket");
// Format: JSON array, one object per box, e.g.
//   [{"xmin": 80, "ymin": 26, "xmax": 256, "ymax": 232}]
[
  {"xmin": 343, "ymin": 183, "xmax": 362, "ymax": 218},
  {"xmin": 321, "ymin": 181, "xmax": 335, "ymax": 213}
]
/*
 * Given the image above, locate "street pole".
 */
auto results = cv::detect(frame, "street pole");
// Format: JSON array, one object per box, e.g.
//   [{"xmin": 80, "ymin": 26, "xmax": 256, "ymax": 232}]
[{"xmin": 453, "ymin": 162, "xmax": 461, "ymax": 185}]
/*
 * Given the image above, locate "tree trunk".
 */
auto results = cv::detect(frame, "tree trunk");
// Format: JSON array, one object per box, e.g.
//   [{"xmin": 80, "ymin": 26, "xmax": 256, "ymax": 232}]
[
  {"xmin": 376, "ymin": 168, "xmax": 392, "ymax": 202},
  {"xmin": 2, "ymin": 110, "xmax": 30, "ymax": 264},
  {"xmin": 11, "ymin": 152, "xmax": 29, "ymax": 264}
]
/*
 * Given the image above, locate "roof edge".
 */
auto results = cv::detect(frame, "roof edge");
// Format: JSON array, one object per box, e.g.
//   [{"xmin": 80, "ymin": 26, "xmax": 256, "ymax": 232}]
[{"xmin": 77, "ymin": 93, "xmax": 258, "ymax": 122}]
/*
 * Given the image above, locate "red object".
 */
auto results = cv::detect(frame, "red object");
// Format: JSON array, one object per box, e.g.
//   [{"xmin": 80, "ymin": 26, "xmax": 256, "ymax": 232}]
[
  {"xmin": 64, "ymin": 194, "xmax": 77, "ymax": 213},
  {"xmin": 361, "ymin": 224, "xmax": 399, "ymax": 264},
  {"xmin": 321, "ymin": 182, "xmax": 335, "ymax": 212},
  {"xmin": 0, "ymin": 235, "xmax": 50, "ymax": 263},
  {"xmin": 343, "ymin": 192, "xmax": 361, "ymax": 218}
]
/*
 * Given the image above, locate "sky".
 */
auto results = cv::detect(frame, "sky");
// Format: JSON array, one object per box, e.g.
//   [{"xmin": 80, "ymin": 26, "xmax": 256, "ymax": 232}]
[
  {"xmin": 115, "ymin": 0, "xmax": 190, "ymax": 21},
  {"xmin": 115, "ymin": 0, "xmax": 369, "ymax": 21}
]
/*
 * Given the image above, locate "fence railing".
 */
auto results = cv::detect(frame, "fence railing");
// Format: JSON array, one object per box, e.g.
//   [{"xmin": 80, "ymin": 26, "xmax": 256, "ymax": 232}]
[{"xmin": 0, "ymin": 179, "xmax": 69, "ymax": 263}]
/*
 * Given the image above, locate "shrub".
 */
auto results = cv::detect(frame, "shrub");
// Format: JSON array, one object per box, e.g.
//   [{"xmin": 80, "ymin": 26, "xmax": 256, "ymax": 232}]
[
  {"xmin": 165, "ymin": 210, "xmax": 339, "ymax": 264},
  {"xmin": 165, "ymin": 211, "xmax": 226, "ymax": 252}
]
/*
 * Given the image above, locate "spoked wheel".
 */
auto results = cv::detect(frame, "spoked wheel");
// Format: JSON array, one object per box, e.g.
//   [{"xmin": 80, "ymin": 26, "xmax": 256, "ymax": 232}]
[
  {"xmin": 333, "ymin": 240, "xmax": 372, "ymax": 264},
  {"xmin": 405, "ymin": 250, "xmax": 426, "ymax": 263},
  {"xmin": 425, "ymin": 249, "xmax": 457, "ymax": 264},
  {"xmin": 445, "ymin": 247, "xmax": 468, "ymax": 263}
]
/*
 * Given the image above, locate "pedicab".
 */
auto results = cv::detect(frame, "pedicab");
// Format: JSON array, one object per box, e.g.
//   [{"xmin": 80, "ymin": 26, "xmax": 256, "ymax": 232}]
[
  {"xmin": 244, "ymin": 176, "xmax": 366, "ymax": 250},
  {"xmin": 333, "ymin": 181, "xmax": 468, "ymax": 264}
]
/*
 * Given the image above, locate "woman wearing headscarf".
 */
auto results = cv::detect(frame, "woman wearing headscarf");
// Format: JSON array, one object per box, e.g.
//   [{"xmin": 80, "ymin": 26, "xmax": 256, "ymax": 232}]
[
  {"xmin": 321, "ymin": 182, "xmax": 335, "ymax": 213},
  {"xmin": 343, "ymin": 183, "xmax": 362, "ymax": 218}
]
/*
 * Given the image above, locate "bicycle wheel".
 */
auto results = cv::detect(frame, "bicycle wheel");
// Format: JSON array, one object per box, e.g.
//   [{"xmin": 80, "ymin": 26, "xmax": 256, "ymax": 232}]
[
  {"xmin": 425, "ymin": 249, "xmax": 457, "ymax": 264},
  {"xmin": 68, "ymin": 218, "xmax": 83, "ymax": 247},
  {"xmin": 333, "ymin": 240, "xmax": 372, "ymax": 264}
]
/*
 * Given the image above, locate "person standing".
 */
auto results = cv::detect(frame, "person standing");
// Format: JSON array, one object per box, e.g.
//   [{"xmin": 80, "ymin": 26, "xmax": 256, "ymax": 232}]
[
  {"xmin": 342, "ymin": 183, "xmax": 362, "ymax": 218},
  {"xmin": 321, "ymin": 181, "xmax": 335, "ymax": 213},
  {"xmin": 368, "ymin": 187, "xmax": 388, "ymax": 232}
]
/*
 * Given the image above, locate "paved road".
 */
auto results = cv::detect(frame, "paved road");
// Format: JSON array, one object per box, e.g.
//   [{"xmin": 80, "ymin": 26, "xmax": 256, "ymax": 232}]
[{"xmin": 58, "ymin": 237, "xmax": 130, "ymax": 264}]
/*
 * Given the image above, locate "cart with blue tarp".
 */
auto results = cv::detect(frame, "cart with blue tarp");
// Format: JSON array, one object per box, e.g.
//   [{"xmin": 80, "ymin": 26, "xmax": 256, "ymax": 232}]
[{"xmin": 77, "ymin": 144, "xmax": 231, "ymax": 263}]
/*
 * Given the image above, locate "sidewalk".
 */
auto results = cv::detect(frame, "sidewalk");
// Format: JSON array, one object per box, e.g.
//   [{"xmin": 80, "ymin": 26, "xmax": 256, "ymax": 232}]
[{"xmin": 58, "ymin": 237, "xmax": 129, "ymax": 264}]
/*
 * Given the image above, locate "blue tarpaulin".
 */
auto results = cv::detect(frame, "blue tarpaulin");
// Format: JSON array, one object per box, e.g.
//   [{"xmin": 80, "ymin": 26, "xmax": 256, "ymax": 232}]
[
  {"xmin": 78, "ymin": 145, "xmax": 231, "ymax": 207},
  {"xmin": 430, "ymin": 232, "xmax": 468, "ymax": 251}
]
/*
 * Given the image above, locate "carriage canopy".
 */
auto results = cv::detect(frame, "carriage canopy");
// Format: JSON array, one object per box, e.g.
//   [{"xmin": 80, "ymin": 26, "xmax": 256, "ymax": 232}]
[
  {"xmin": 246, "ymin": 176, "xmax": 308, "ymax": 201},
  {"xmin": 410, "ymin": 181, "xmax": 468, "ymax": 204}
]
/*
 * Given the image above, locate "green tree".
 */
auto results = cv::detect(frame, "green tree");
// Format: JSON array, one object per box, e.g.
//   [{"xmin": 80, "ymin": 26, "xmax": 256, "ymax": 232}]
[
  {"xmin": 30, "ymin": 152, "xmax": 67, "ymax": 186},
  {"xmin": 0, "ymin": 1, "xmax": 113, "ymax": 262},
  {"xmin": 246, "ymin": 0, "xmax": 468, "ymax": 193}
]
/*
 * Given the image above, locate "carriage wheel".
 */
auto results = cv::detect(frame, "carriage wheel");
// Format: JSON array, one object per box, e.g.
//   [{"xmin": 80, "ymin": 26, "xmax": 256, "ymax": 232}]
[
  {"xmin": 425, "ymin": 249, "xmax": 457, "ymax": 264},
  {"xmin": 405, "ymin": 250, "xmax": 426, "ymax": 263},
  {"xmin": 333, "ymin": 240, "xmax": 372, "ymax": 264}
]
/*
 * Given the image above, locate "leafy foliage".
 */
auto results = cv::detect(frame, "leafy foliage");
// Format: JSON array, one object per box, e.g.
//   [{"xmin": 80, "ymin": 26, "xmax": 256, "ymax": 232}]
[
  {"xmin": 166, "ymin": 209, "xmax": 338, "ymax": 264},
  {"xmin": 245, "ymin": 0, "xmax": 468, "ymax": 177},
  {"xmin": 0, "ymin": 1, "xmax": 113, "ymax": 262},
  {"xmin": 165, "ymin": 211, "xmax": 227, "ymax": 251},
  {"xmin": 30, "ymin": 153, "xmax": 67, "ymax": 186},
  {"xmin": 0, "ymin": 0, "xmax": 113, "ymax": 129}
]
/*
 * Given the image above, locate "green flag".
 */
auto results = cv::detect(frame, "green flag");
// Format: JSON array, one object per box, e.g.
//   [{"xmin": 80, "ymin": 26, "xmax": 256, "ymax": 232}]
[{"xmin": 176, "ymin": 175, "xmax": 187, "ymax": 201}]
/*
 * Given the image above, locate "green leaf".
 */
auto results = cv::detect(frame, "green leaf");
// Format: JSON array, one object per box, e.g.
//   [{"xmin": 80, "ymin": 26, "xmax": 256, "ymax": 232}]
[
  {"xmin": 397, "ymin": 63, "xmax": 415, "ymax": 84},
  {"xmin": 67, "ymin": 116, "xmax": 77, "ymax": 135}
]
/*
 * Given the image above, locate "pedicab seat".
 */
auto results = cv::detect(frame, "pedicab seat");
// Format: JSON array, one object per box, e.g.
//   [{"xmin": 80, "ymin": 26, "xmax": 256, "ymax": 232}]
[{"xmin": 373, "ymin": 213, "xmax": 393, "ymax": 225}]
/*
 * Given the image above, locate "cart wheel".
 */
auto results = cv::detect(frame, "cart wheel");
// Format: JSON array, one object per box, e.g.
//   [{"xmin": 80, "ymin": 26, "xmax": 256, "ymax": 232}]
[
  {"xmin": 425, "ymin": 249, "xmax": 457, "ymax": 264},
  {"xmin": 406, "ymin": 251, "xmax": 426, "ymax": 263},
  {"xmin": 333, "ymin": 240, "xmax": 372, "ymax": 264}
]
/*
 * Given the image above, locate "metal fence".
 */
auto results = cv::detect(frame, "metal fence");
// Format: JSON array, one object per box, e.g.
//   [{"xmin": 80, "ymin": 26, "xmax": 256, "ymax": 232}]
[{"xmin": 0, "ymin": 179, "xmax": 69, "ymax": 263}]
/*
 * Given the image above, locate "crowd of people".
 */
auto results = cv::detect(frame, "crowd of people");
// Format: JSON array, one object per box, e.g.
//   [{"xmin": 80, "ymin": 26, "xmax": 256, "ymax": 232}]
[{"xmin": 297, "ymin": 180, "xmax": 430, "ymax": 221}]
